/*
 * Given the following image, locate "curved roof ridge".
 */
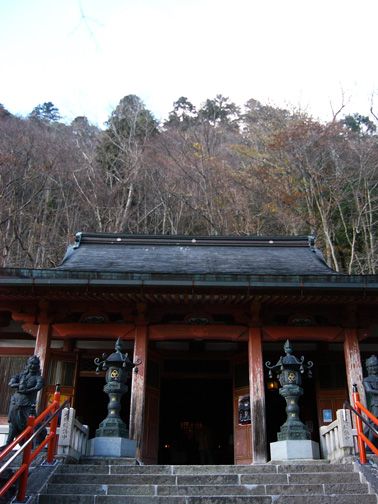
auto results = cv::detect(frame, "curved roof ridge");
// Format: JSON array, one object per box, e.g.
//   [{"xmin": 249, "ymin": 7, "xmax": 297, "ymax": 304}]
[
  {"xmin": 73, "ymin": 232, "xmax": 315, "ymax": 248},
  {"xmin": 56, "ymin": 232, "xmax": 336, "ymax": 277}
]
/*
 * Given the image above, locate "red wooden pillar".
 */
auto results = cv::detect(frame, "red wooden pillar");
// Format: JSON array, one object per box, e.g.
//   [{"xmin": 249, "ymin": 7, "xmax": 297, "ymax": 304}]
[
  {"xmin": 248, "ymin": 326, "xmax": 268, "ymax": 463},
  {"xmin": 129, "ymin": 324, "xmax": 148, "ymax": 462},
  {"xmin": 35, "ymin": 301, "xmax": 53, "ymax": 378},
  {"xmin": 34, "ymin": 321, "xmax": 52, "ymax": 412},
  {"xmin": 344, "ymin": 327, "xmax": 366, "ymax": 409},
  {"xmin": 35, "ymin": 323, "xmax": 52, "ymax": 376}
]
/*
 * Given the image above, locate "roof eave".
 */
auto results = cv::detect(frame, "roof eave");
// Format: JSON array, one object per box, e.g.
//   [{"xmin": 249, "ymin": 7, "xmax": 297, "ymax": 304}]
[{"xmin": 0, "ymin": 274, "xmax": 377, "ymax": 291}]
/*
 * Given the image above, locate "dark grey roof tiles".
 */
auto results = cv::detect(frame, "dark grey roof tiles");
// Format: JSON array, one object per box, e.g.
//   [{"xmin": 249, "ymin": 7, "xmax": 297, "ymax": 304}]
[{"xmin": 55, "ymin": 233, "xmax": 338, "ymax": 277}]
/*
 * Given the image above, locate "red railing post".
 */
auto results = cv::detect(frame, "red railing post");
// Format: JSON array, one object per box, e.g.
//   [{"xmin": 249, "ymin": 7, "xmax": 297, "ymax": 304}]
[
  {"xmin": 17, "ymin": 415, "xmax": 35, "ymax": 502},
  {"xmin": 47, "ymin": 384, "xmax": 60, "ymax": 463},
  {"xmin": 353, "ymin": 384, "xmax": 367, "ymax": 464}
]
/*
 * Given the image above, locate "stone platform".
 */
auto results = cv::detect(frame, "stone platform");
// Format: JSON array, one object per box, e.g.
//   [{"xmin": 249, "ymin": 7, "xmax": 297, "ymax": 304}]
[
  {"xmin": 270, "ymin": 439, "xmax": 320, "ymax": 460},
  {"xmin": 86, "ymin": 437, "xmax": 136, "ymax": 457}
]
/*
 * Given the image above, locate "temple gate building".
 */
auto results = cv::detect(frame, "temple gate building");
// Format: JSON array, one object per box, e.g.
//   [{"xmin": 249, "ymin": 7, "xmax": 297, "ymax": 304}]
[{"xmin": 0, "ymin": 233, "xmax": 378, "ymax": 464}]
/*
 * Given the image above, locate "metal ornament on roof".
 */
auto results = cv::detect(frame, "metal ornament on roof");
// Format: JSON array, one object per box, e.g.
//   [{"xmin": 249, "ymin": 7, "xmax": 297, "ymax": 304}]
[
  {"xmin": 265, "ymin": 340, "xmax": 313, "ymax": 441},
  {"xmin": 94, "ymin": 338, "xmax": 142, "ymax": 439}
]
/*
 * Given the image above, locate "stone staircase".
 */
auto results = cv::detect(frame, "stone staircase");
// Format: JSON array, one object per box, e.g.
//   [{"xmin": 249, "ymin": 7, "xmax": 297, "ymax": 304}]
[{"xmin": 36, "ymin": 457, "xmax": 378, "ymax": 504}]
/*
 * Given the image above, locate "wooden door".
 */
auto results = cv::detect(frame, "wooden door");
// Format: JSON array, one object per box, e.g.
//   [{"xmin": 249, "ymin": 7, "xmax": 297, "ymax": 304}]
[
  {"xmin": 317, "ymin": 389, "xmax": 348, "ymax": 426},
  {"xmin": 44, "ymin": 351, "xmax": 79, "ymax": 410},
  {"xmin": 316, "ymin": 360, "xmax": 348, "ymax": 427},
  {"xmin": 142, "ymin": 354, "xmax": 161, "ymax": 464},
  {"xmin": 233, "ymin": 359, "xmax": 252, "ymax": 464}
]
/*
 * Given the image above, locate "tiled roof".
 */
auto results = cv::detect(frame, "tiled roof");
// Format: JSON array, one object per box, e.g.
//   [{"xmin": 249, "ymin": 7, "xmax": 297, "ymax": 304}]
[{"xmin": 55, "ymin": 233, "xmax": 338, "ymax": 277}]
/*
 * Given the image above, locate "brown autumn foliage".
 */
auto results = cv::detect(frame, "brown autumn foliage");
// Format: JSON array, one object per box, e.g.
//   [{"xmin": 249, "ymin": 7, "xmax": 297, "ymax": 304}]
[{"xmin": 0, "ymin": 97, "xmax": 377, "ymax": 273}]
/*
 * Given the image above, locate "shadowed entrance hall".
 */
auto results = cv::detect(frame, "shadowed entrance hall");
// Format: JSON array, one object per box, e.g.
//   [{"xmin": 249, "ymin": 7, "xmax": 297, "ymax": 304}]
[{"xmin": 158, "ymin": 377, "xmax": 233, "ymax": 464}]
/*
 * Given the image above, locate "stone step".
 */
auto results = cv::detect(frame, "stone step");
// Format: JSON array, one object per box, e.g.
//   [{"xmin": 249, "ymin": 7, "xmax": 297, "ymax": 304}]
[
  {"xmin": 274, "ymin": 498, "xmax": 377, "ymax": 504},
  {"xmin": 38, "ymin": 494, "xmax": 378, "ymax": 504},
  {"xmin": 43, "ymin": 483, "xmax": 279, "ymax": 496},
  {"xmin": 58, "ymin": 464, "xmax": 173, "ymax": 474},
  {"xmin": 287, "ymin": 472, "xmax": 361, "ymax": 484},
  {"xmin": 38, "ymin": 461, "xmax": 376, "ymax": 504},
  {"xmin": 51, "ymin": 470, "xmax": 361, "ymax": 486},
  {"xmin": 38, "ymin": 496, "xmax": 272, "ymax": 504},
  {"xmin": 273, "ymin": 463, "xmax": 355, "ymax": 473},
  {"xmin": 79, "ymin": 456, "xmax": 137, "ymax": 466},
  {"xmin": 52, "ymin": 473, "xmax": 178, "ymax": 485},
  {"xmin": 43, "ymin": 481, "xmax": 372, "ymax": 496},
  {"xmin": 58, "ymin": 464, "xmax": 275, "ymax": 475},
  {"xmin": 57, "ymin": 462, "xmax": 356, "ymax": 475}
]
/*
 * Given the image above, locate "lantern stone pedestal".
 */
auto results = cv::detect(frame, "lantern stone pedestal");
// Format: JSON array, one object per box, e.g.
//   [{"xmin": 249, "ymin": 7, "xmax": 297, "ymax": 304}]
[
  {"xmin": 270, "ymin": 439, "xmax": 320, "ymax": 460},
  {"xmin": 87, "ymin": 436, "xmax": 136, "ymax": 457}
]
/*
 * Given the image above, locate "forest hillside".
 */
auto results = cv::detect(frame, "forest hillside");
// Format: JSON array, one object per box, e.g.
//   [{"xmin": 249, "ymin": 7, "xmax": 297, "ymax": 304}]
[{"xmin": 1, "ymin": 95, "xmax": 378, "ymax": 274}]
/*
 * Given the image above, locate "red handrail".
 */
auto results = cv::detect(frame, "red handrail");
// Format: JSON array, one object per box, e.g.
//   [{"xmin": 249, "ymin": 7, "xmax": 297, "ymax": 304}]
[
  {"xmin": 0, "ymin": 385, "xmax": 62, "ymax": 502},
  {"xmin": 352, "ymin": 385, "xmax": 378, "ymax": 464}
]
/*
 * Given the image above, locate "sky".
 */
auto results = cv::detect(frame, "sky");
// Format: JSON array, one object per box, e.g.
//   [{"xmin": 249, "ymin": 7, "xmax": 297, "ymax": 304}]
[{"xmin": 1, "ymin": 0, "xmax": 377, "ymax": 127}]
